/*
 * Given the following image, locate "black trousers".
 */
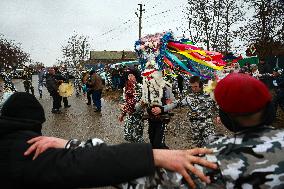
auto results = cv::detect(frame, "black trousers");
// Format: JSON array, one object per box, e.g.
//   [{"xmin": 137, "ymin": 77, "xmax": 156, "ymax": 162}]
[
  {"xmin": 87, "ymin": 89, "xmax": 94, "ymax": 104},
  {"xmin": 148, "ymin": 119, "xmax": 167, "ymax": 149},
  {"xmin": 52, "ymin": 93, "xmax": 61, "ymax": 110},
  {"xmin": 62, "ymin": 97, "xmax": 68, "ymax": 107},
  {"xmin": 178, "ymin": 84, "xmax": 183, "ymax": 94},
  {"xmin": 24, "ymin": 85, "xmax": 34, "ymax": 95}
]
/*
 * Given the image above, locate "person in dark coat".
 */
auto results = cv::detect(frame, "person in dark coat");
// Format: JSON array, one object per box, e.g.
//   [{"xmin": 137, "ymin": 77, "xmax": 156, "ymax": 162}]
[
  {"xmin": 83, "ymin": 71, "xmax": 94, "ymax": 105},
  {"xmin": 258, "ymin": 59, "xmax": 273, "ymax": 89},
  {"xmin": 45, "ymin": 68, "xmax": 61, "ymax": 113},
  {"xmin": 89, "ymin": 70, "xmax": 103, "ymax": 112},
  {"xmin": 46, "ymin": 67, "xmax": 70, "ymax": 113},
  {"xmin": 0, "ymin": 92, "xmax": 217, "ymax": 189},
  {"xmin": 177, "ymin": 74, "xmax": 184, "ymax": 94},
  {"xmin": 55, "ymin": 67, "xmax": 71, "ymax": 109},
  {"xmin": 132, "ymin": 64, "xmax": 142, "ymax": 84},
  {"xmin": 22, "ymin": 66, "xmax": 34, "ymax": 95},
  {"xmin": 272, "ymin": 67, "xmax": 284, "ymax": 113}
]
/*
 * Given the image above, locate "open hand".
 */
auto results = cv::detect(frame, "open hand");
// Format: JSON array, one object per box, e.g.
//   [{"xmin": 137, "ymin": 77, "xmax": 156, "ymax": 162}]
[
  {"xmin": 24, "ymin": 136, "xmax": 68, "ymax": 160},
  {"xmin": 153, "ymin": 148, "xmax": 217, "ymax": 189}
]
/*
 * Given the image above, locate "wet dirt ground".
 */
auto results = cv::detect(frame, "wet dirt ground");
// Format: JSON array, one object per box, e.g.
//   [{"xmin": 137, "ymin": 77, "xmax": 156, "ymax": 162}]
[{"xmin": 1, "ymin": 76, "xmax": 284, "ymax": 188}]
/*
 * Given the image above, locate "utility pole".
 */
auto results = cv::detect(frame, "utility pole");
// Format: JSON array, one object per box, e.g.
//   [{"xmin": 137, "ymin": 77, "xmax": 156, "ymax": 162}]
[{"xmin": 135, "ymin": 4, "xmax": 145, "ymax": 39}]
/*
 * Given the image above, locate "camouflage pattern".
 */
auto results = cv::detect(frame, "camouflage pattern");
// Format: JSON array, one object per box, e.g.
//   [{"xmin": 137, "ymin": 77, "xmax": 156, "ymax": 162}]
[
  {"xmin": 38, "ymin": 69, "xmax": 46, "ymax": 98},
  {"xmin": 195, "ymin": 126, "xmax": 284, "ymax": 189},
  {"xmin": 118, "ymin": 126, "xmax": 284, "ymax": 189},
  {"xmin": 64, "ymin": 125, "xmax": 284, "ymax": 188},
  {"xmin": 22, "ymin": 67, "xmax": 34, "ymax": 95},
  {"xmin": 73, "ymin": 69, "xmax": 83, "ymax": 96},
  {"xmin": 119, "ymin": 168, "xmax": 188, "ymax": 189},
  {"xmin": 0, "ymin": 71, "xmax": 16, "ymax": 91},
  {"xmin": 65, "ymin": 138, "xmax": 188, "ymax": 189},
  {"xmin": 180, "ymin": 92, "xmax": 218, "ymax": 147},
  {"xmin": 65, "ymin": 138, "xmax": 104, "ymax": 149},
  {"xmin": 124, "ymin": 112, "xmax": 144, "ymax": 143}
]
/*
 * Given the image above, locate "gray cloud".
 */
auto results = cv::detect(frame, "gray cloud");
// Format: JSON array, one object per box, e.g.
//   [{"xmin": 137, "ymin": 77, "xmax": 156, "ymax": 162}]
[{"xmin": 0, "ymin": 0, "xmax": 186, "ymax": 66}]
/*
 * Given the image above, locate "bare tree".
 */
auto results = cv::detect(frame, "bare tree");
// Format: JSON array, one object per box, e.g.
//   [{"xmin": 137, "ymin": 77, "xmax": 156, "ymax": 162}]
[
  {"xmin": 221, "ymin": 0, "xmax": 245, "ymax": 53},
  {"xmin": 240, "ymin": 0, "xmax": 284, "ymax": 58},
  {"xmin": 0, "ymin": 34, "xmax": 30, "ymax": 70},
  {"xmin": 185, "ymin": 0, "xmax": 244, "ymax": 52},
  {"xmin": 29, "ymin": 61, "xmax": 44, "ymax": 72},
  {"xmin": 0, "ymin": 34, "xmax": 30, "ymax": 91},
  {"xmin": 61, "ymin": 33, "xmax": 90, "ymax": 68}
]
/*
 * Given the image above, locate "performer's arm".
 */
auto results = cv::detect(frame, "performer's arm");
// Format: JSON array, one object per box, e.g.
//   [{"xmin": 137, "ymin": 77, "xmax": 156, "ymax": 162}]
[{"xmin": 162, "ymin": 87, "xmax": 177, "ymax": 112}]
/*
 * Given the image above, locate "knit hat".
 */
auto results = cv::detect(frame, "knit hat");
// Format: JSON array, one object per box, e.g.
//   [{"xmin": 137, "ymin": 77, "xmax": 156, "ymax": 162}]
[
  {"xmin": 1, "ymin": 92, "xmax": 46, "ymax": 123},
  {"xmin": 214, "ymin": 73, "xmax": 272, "ymax": 114}
]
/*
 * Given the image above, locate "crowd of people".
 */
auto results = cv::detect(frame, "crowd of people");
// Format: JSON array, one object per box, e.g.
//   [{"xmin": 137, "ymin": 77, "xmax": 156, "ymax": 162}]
[
  {"xmin": 229, "ymin": 59, "xmax": 284, "ymax": 114},
  {"xmin": 0, "ymin": 56, "xmax": 284, "ymax": 188}
]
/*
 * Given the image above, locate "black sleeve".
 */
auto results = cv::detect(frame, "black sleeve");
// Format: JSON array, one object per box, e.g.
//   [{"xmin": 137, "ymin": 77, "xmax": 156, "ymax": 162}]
[
  {"xmin": 55, "ymin": 74, "xmax": 66, "ymax": 81},
  {"xmin": 278, "ymin": 77, "xmax": 284, "ymax": 88},
  {"xmin": 23, "ymin": 143, "xmax": 155, "ymax": 188},
  {"xmin": 265, "ymin": 64, "xmax": 273, "ymax": 74}
]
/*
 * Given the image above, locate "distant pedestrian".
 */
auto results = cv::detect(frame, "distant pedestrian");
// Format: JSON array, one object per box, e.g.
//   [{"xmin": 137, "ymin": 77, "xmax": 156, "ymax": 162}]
[
  {"xmin": 38, "ymin": 66, "xmax": 46, "ymax": 98},
  {"xmin": 83, "ymin": 71, "xmax": 94, "ymax": 105},
  {"xmin": 46, "ymin": 68, "xmax": 62, "ymax": 113},
  {"xmin": 22, "ymin": 66, "xmax": 34, "ymax": 95},
  {"xmin": 177, "ymin": 74, "xmax": 184, "ymax": 94},
  {"xmin": 89, "ymin": 70, "xmax": 103, "ymax": 112},
  {"xmin": 258, "ymin": 59, "xmax": 273, "ymax": 88}
]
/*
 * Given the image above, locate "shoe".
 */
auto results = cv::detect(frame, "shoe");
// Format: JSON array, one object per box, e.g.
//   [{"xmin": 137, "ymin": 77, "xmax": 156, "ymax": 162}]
[
  {"xmin": 51, "ymin": 109, "xmax": 61, "ymax": 114},
  {"xmin": 94, "ymin": 109, "xmax": 101, "ymax": 112},
  {"xmin": 64, "ymin": 105, "xmax": 71, "ymax": 108}
]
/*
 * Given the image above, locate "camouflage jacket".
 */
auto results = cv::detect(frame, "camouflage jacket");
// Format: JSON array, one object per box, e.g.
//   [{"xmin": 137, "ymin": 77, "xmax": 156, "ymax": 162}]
[
  {"xmin": 119, "ymin": 126, "xmax": 284, "ymax": 189},
  {"xmin": 66, "ymin": 126, "xmax": 284, "ymax": 189},
  {"xmin": 180, "ymin": 92, "xmax": 218, "ymax": 120},
  {"xmin": 196, "ymin": 125, "xmax": 284, "ymax": 189}
]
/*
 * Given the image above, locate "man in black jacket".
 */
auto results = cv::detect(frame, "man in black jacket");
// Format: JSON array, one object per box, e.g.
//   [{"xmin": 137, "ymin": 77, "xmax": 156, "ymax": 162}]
[
  {"xmin": 0, "ymin": 92, "xmax": 216, "ymax": 189},
  {"xmin": 46, "ymin": 67, "xmax": 70, "ymax": 114},
  {"xmin": 258, "ymin": 59, "xmax": 273, "ymax": 89},
  {"xmin": 46, "ymin": 67, "xmax": 62, "ymax": 113}
]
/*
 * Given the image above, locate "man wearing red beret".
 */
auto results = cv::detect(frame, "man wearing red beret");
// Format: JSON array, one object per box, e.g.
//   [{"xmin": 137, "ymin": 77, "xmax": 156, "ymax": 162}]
[{"xmin": 191, "ymin": 73, "xmax": 284, "ymax": 188}]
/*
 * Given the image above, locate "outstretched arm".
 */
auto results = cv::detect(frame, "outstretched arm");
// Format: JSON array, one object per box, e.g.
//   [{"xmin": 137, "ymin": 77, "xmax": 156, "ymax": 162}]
[{"xmin": 24, "ymin": 136, "xmax": 217, "ymax": 188}]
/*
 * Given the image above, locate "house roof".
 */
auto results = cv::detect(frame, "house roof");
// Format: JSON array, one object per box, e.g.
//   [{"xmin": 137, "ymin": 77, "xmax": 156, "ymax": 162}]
[
  {"xmin": 272, "ymin": 48, "xmax": 284, "ymax": 56},
  {"xmin": 90, "ymin": 51, "xmax": 137, "ymax": 60}
]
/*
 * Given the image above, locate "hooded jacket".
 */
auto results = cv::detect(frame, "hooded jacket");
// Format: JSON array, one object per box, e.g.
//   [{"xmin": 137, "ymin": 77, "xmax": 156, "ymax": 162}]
[{"xmin": 0, "ymin": 92, "xmax": 155, "ymax": 188}]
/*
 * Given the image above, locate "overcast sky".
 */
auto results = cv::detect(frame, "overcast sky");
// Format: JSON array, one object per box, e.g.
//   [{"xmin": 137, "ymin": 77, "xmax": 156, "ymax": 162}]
[{"xmin": 0, "ymin": 0, "xmax": 188, "ymax": 66}]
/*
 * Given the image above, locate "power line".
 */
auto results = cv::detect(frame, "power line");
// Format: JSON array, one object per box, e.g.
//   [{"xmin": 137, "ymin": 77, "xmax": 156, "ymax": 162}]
[
  {"xmin": 144, "ymin": 4, "xmax": 187, "ymax": 21},
  {"xmin": 98, "ymin": 3, "xmax": 186, "ymax": 38},
  {"xmin": 95, "ymin": 2, "xmax": 187, "ymax": 45},
  {"xmin": 100, "ymin": 19, "xmax": 135, "ymax": 36}
]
